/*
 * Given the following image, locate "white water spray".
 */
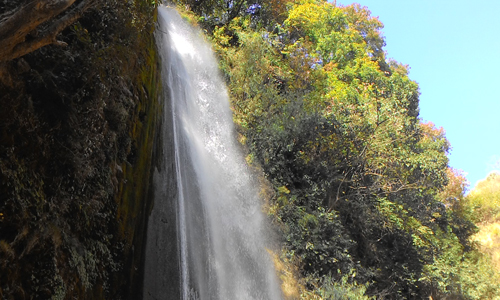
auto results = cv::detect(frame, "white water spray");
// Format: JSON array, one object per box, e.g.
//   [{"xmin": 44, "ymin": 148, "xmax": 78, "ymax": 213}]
[{"xmin": 145, "ymin": 6, "xmax": 283, "ymax": 300}]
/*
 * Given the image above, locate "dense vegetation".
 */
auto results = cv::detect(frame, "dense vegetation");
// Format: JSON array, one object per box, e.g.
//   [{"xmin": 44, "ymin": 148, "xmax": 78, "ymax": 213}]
[
  {"xmin": 466, "ymin": 172, "xmax": 500, "ymax": 277},
  {"xmin": 0, "ymin": 0, "xmax": 159, "ymax": 298},
  {"xmin": 174, "ymin": 0, "xmax": 500, "ymax": 298},
  {"xmin": 467, "ymin": 172, "xmax": 500, "ymax": 223},
  {"xmin": 2, "ymin": 0, "xmax": 499, "ymax": 299}
]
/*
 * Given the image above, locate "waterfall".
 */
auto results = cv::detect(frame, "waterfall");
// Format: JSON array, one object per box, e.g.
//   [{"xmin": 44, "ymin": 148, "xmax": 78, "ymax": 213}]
[{"xmin": 143, "ymin": 6, "xmax": 283, "ymax": 300}]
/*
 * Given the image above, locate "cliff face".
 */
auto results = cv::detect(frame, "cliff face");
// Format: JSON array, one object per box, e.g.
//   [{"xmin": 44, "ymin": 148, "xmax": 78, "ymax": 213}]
[{"xmin": 0, "ymin": 2, "xmax": 161, "ymax": 299}]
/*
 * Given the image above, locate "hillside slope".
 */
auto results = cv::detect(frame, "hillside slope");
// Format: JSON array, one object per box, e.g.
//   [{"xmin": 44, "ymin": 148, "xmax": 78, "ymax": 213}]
[{"xmin": 172, "ymin": 0, "xmax": 500, "ymax": 298}]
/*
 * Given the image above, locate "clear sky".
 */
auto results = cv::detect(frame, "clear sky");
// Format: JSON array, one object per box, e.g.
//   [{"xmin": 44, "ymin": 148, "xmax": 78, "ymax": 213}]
[{"xmin": 335, "ymin": 0, "xmax": 500, "ymax": 190}]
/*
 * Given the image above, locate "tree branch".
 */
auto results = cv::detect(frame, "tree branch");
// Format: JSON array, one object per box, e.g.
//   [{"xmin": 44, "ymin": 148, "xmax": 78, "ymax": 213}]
[{"xmin": 0, "ymin": 0, "xmax": 95, "ymax": 62}]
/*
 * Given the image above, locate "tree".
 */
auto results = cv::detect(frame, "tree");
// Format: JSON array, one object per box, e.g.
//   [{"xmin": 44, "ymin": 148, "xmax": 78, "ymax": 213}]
[
  {"xmin": 0, "ymin": 0, "xmax": 97, "ymax": 63},
  {"xmin": 466, "ymin": 171, "xmax": 500, "ymax": 222},
  {"xmin": 194, "ymin": 0, "xmax": 499, "ymax": 297},
  {"xmin": 172, "ymin": 0, "xmax": 263, "ymax": 29}
]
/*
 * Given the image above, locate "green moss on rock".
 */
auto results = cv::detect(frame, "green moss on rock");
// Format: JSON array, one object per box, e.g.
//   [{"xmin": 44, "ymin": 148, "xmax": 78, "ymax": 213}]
[{"xmin": 0, "ymin": 1, "xmax": 161, "ymax": 299}]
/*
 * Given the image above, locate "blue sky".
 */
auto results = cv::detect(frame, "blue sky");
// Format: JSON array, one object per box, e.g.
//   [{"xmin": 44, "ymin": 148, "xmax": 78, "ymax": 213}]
[{"xmin": 335, "ymin": 0, "xmax": 500, "ymax": 190}]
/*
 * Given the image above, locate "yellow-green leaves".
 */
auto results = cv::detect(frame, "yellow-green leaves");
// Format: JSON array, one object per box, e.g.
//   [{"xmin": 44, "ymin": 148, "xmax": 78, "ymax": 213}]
[
  {"xmin": 377, "ymin": 198, "xmax": 436, "ymax": 248},
  {"xmin": 198, "ymin": 0, "xmax": 487, "ymax": 297},
  {"xmin": 466, "ymin": 171, "xmax": 500, "ymax": 222}
]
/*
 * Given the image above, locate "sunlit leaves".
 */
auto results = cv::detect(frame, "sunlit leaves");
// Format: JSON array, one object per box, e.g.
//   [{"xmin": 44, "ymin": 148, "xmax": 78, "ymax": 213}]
[
  {"xmin": 466, "ymin": 171, "xmax": 500, "ymax": 222},
  {"xmin": 341, "ymin": 4, "xmax": 385, "ymax": 60},
  {"xmin": 437, "ymin": 168, "xmax": 468, "ymax": 205},
  {"xmin": 192, "ymin": 0, "xmax": 491, "ymax": 297}
]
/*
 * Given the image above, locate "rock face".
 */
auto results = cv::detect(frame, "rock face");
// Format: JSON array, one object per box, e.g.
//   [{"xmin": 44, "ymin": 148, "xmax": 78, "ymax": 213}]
[
  {"xmin": 0, "ymin": 2, "xmax": 160, "ymax": 299},
  {"xmin": 142, "ymin": 85, "xmax": 181, "ymax": 299}
]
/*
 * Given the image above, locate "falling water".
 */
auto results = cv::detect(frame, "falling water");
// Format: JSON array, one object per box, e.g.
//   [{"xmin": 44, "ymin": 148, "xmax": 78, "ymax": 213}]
[{"xmin": 143, "ymin": 6, "xmax": 283, "ymax": 300}]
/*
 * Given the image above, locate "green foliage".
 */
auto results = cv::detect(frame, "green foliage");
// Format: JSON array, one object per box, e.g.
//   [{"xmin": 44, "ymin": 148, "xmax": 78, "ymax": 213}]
[
  {"xmin": 170, "ymin": 0, "xmax": 265, "ymax": 30},
  {"xmin": 466, "ymin": 171, "xmax": 500, "ymax": 222},
  {"xmin": 422, "ymin": 233, "xmax": 500, "ymax": 299},
  {"xmin": 178, "ymin": 0, "xmax": 496, "ymax": 298},
  {"xmin": 301, "ymin": 274, "xmax": 375, "ymax": 300}
]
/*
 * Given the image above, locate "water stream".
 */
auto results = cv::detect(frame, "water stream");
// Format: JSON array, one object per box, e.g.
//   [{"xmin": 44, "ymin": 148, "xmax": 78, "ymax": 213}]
[{"xmin": 143, "ymin": 6, "xmax": 283, "ymax": 300}]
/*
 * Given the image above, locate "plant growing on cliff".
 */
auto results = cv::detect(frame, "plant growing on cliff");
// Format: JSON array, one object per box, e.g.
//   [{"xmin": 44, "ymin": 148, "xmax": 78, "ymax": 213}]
[
  {"xmin": 173, "ymin": 0, "xmax": 500, "ymax": 298},
  {"xmin": 0, "ymin": 0, "xmax": 159, "ymax": 298}
]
